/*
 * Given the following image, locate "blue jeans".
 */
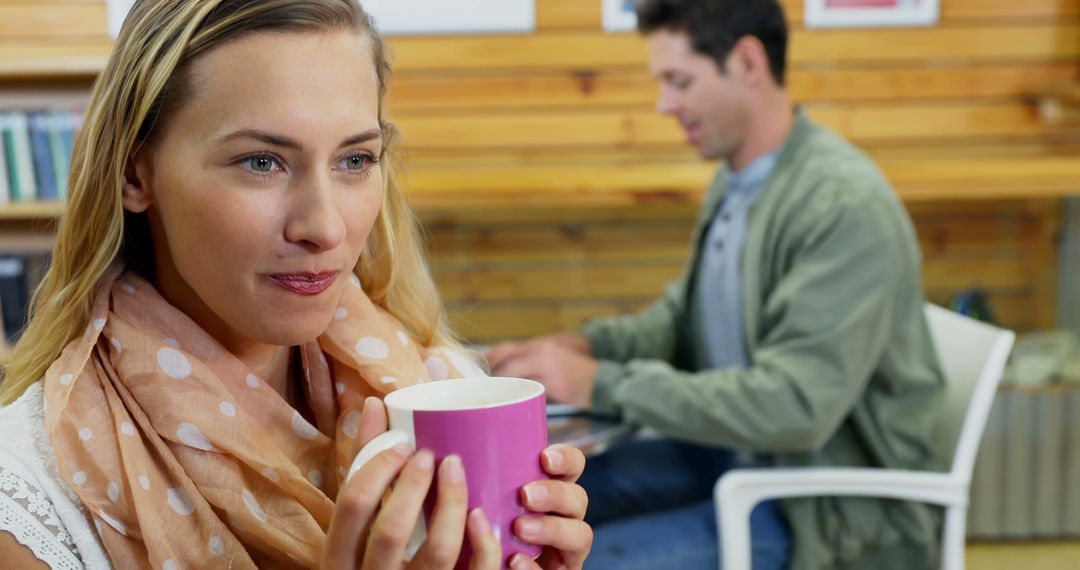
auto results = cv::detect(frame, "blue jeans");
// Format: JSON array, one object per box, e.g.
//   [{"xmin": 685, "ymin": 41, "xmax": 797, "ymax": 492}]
[{"xmin": 580, "ymin": 439, "xmax": 791, "ymax": 570}]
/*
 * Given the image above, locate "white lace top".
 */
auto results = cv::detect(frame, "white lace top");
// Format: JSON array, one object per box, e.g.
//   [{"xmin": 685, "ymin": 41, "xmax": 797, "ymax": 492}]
[{"xmin": 0, "ymin": 382, "xmax": 111, "ymax": 569}]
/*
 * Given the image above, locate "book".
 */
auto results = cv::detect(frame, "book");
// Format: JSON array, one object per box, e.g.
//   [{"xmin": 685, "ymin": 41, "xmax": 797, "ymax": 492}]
[
  {"xmin": 0, "ymin": 256, "xmax": 27, "ymax": 344},
  {"xmin": 58, "ymin": 110, "xmax": 78, "ymax": 201},
  {"xmin": 0, "ymin": 115, "xmax": 10, "ymax": 206},
  {"xmin": 8, "ymin": 112, "xmax": 39, "ymax": 202},
  {"xmin": 0, "ymin": 113, "xmax": 21, "ymax": 201},
  {"xmin": 28, "ymin": 112, "xmax": 58, "ymax": 201},
  {"xmin": 47, "ymin": 111, "xmax": 69, "ymax": 201}
]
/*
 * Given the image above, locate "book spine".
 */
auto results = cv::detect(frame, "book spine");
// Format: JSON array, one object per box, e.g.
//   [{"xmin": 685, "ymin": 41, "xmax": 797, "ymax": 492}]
[
  {"xmin": 10, "ymin": 112, "xmax": 39, "ymax": 202},
  {"xmin": 28, "ymin": 112, "xmax": 57, "ymax": 201},
  {"xmin": 1, "ymin": 113, "xmax": 22, "ymax": 202},
  {"xmin": 0, "ymin": 113, "xmax": 11, "ymax": 206}
]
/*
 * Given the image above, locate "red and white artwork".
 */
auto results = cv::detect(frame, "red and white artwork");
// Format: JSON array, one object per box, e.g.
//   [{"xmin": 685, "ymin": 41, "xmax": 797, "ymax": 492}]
[{"xmin": 807, "ymin": 0, "xmax": 938, "ymax": 28}]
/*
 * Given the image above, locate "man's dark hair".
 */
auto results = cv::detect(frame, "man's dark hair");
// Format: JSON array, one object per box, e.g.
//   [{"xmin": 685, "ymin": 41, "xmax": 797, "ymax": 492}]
[{"xmin": 636, "ymin": 0, "xmax": 788, "ymax": 86}]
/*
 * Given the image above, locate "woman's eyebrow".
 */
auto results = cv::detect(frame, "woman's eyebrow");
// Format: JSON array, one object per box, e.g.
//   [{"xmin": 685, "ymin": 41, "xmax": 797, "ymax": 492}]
[{"xmin": 218, "ymin": 128, "xmax": 383, "ymax": 149}]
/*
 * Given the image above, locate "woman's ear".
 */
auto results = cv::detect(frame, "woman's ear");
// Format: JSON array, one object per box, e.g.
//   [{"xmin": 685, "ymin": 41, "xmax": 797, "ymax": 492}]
[{"xmin": 122, "ymin": 151, "xmax": 154, "ymax": 213}]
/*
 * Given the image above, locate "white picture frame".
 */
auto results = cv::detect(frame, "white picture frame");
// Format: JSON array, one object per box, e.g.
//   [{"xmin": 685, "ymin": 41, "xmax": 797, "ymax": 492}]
[
  {"xmin": 602, "ymin": 0, "xmax": 639, "ymax": 33},
  {"xmin": 107, "ymin": 0, "xmax": 536, "ymax": 39},
  {"xmin": 805, "ymin": 0, "xmax": 939, "ymax": 29},
  {"xmin": 358, "ymin": 0, "xmax": 535, "ymax": 36},
  {"xmin": 106, "ymin": 0, "xmax": 136, "ymax": 39}
]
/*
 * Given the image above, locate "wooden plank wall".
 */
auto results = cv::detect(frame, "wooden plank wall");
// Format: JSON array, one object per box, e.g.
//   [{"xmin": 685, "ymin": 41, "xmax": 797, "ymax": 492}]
[
  {"xmin": 394, "ymin": 0, "xmax": 1078, "ymax": 341},
  {"xmin": 1, "ymin": 0, "xmax": 1078, "ymax": 341}
]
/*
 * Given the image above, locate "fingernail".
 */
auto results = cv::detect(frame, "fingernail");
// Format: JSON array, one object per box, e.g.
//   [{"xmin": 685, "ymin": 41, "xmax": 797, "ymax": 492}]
[
  {"xmin": 415, "ymin": 449, "xmax": 435, "ymax": 470},
  {"xmin": 544, "ymin": 448, "xmax": 564, "ymax": 470},
  {"xmin": 441, "ymin": 455, "xmax": 464, "ymax": 482},
  {"xmin": 392, "ymin": 444, "xmax": 413, "ymax": 457},
  {"xmin": 517, "ymin": 517, "xmax": 541, "ymax": 538},
  {"xmin": 523, "ymin": 483, "xmax": 548, "ymax": 506},
  {"xmin": 363, "ymin": 397, "xmax": 377, "ymax": 414},
  {"xmin": 469, "ymin": 508, "xmax": 492, "ymax": 535},
  {"xmin": 510, "ymin": 553, "xmax": 531, "ymax": 569}
]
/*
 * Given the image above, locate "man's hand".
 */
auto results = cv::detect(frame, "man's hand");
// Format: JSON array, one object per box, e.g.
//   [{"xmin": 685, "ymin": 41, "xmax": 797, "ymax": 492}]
[{"xmin": 485, "ymin": 336, "xmax": 599, "ymax": 409}]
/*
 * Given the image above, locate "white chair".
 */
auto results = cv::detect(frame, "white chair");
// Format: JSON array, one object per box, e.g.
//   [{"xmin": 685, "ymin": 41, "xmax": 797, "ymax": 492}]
[{"xmin": 714, "ymin": 304, "xmax": 1015, "ymax": 570}]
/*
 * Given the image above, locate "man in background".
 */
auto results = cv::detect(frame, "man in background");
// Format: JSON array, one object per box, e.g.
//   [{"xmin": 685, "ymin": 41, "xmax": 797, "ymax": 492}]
[{"xmin": 487, "ymin": 0, "xmax": 945, "ymax": 568}]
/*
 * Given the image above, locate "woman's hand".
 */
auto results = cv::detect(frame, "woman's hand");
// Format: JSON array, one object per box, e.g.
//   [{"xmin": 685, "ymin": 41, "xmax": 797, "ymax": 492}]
[
  {"xmin": 321, "ymin": 397, "xmax": 502, "ymax": 569},
  {"xmin": 511, "ymin": 445, "xmax": 592, "ymax": 570}
]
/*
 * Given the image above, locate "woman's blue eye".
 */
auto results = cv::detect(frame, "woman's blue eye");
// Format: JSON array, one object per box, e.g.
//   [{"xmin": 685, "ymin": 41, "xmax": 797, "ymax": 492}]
[
  {"xmin": 343, "ymin": 155, "xmax": 369, "ymax": 170},
  {"xmin": 247, "ymin": 155, "xmax": 278, "ymax": 173}
]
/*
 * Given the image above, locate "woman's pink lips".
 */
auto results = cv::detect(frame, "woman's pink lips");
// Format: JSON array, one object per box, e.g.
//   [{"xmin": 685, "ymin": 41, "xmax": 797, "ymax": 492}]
[{"xmin": 268, "ymin": 271, "xmax": 339, "ymax": 296}]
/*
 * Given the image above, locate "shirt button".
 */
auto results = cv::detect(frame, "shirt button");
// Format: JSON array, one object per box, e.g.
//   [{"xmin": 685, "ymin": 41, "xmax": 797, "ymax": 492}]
[{"xmin": 714, "ymin": 241, "xmax": 725, "ymax": 251}]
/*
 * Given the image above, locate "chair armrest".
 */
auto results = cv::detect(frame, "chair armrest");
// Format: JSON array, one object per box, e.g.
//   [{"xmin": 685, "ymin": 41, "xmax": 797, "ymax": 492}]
[{"xmin": 714, "ymin": 468, "xmax": 966, "ymax": 570}]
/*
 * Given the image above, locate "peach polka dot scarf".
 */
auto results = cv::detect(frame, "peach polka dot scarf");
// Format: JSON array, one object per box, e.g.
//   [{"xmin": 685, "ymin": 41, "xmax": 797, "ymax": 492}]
[{"xmin": 43, "ymin": 270, "xmax": 480, "ymax": 569}]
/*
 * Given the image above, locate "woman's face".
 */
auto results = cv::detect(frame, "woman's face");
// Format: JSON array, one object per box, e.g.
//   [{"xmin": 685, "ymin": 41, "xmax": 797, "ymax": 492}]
[{"xmin": 124, "ymin": 31, "xmax": 383, "ymax": 350}]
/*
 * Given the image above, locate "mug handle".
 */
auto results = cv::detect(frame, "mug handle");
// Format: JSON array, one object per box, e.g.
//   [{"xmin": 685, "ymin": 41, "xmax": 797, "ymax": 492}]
[{"xmin": 346, "ymin": 429, "xmax": 427, "ymax": 559}]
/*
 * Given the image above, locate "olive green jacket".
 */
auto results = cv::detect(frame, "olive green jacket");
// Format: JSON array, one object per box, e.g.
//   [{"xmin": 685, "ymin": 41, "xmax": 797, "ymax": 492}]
[{"xmin": 582, "ymin": 110, "xmax": 945, "ymax": 570}]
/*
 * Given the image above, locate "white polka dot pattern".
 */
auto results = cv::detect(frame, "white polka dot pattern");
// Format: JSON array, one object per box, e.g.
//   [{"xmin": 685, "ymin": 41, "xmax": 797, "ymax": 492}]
[
  {"xmin": 242, "ymin": 489, "xmax": 268, "ymax": 523},
  {"xmin": 176, "ymin": 423, "xmax": 214, "ymax": 451},
  {"xmin": 156, "ymin": 348, "xmax": 192, "ymax": 379},
  {"xmin": 342, "ymin": 411, "xmax": 362, "ymax": 439},
  {"xmin": 355, "ymin": 337, "xmax": 390, "ymax": 359},
  {"xmin": 167, "ymin": 488, "xmax": 194, "ymax": 516},
  {"xmin": 291, "ymin": 411, "xmax": 319, "ymax": 440},
  {"xmin": 209, "ymin": 536, "xmax": 225, "ymax": 556}
]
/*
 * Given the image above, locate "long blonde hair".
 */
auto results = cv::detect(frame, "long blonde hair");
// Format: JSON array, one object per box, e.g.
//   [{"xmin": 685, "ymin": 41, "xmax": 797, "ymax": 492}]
[{"xmin": 1, "ymin": 0, "xmax": 458, "ymax": 405}]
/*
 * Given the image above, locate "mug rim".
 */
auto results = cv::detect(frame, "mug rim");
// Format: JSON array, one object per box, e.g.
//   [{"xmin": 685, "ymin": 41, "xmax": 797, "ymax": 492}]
[{"xmin": 383, "ymin": 376, "xmax": 545, "ymax": 412}]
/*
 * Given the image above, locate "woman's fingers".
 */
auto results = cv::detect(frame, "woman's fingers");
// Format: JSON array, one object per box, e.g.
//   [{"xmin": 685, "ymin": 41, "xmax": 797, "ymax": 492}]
[
  {"xmin": 410, "ymin": 455, "xmax": 470, "ymax": 568},
  {"xmin": 513, "ymin": 515, "xmax": 592, "ymax": 567},
  {"xmin": 540, "ymin": 445, "xmax": 586, "ymax": 483},
  {"xmin": 521, "ymin": 480, "xmax": 588, "ymax": 520},
  {"xmin": 465, "ymin": 509, "xmax": 502, "ymax": 570},
  {"xmin": 322, "ymin": 444, "xmax": 413, "ymax": 569},
  {"xmin": 361, "ymin": 450, "xmax": 437, "ymax": 570},
  {"xmin": 358, "ymin": 397, "xmax": 389, "ymax": 446}
]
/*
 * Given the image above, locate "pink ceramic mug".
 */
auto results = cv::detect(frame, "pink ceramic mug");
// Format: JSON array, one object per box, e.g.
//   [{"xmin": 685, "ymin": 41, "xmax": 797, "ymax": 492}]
[{"xmin": 347, "ymin": 376, "xmax": 548, "ymax": 568}]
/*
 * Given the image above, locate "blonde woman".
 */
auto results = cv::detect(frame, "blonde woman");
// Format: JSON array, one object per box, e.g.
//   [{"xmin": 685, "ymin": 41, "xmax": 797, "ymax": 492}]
[{"xmin": 0, "ymin": 1, "xmax": 591, "ymax": 568}]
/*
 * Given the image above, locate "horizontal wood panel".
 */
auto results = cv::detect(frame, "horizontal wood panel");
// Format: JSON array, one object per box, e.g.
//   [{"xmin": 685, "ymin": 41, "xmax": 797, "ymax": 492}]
[
  {"xmin": 435, "ymin": 256, "xmax": 1032, "ymax": 303},
  {"xmin": 448, "ymin": 290, "xmax": 1042, "ymax": 341},
  {"xmin": 0, "ymin": 5, "xmax": 107, "ymax": 39},
  {"xmin": 389, "ymin": 64, "xmax": 1080, "ymax": 112},
  {"xmin": 3, "ymin": 25, "xmax": 1077, "ymax": 79},
  {"xmin": 387, "ymin": 26, "xmax": 1080, "ymax": 72},
  {"xmin": 393, "ymin": 103, "xmax": 1067, "ymax": 151},
  {"xmin": 536, "ymin": 0, "xmax": 601, "ymax": 30}
]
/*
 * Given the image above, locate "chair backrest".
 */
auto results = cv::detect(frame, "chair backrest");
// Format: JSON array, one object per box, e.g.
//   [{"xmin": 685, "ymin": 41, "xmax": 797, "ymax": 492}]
[{"xmin": 924, "ymin": 304, "xmax": 1015, "ymax": 479}]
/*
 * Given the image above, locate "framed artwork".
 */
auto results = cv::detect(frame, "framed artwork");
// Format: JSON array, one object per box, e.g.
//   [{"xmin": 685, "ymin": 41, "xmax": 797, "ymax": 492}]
[
  {"xmin": 602, "ymin": 0, "xmax": 638, "ymax": 33},
  {"xmin": 804, "ymin": 0, "xmax": 939, "ymax": 29},
  {"xmin": 106, "ymin": 0, "xmax": 135, "ymax": 39},
  {"xmin": 362, "ymin": 0, "xmax": 535, "ymax": 36},
  {"xmin": 107, "ymin": 0, "xmax": 536, "ymax": 38}
]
